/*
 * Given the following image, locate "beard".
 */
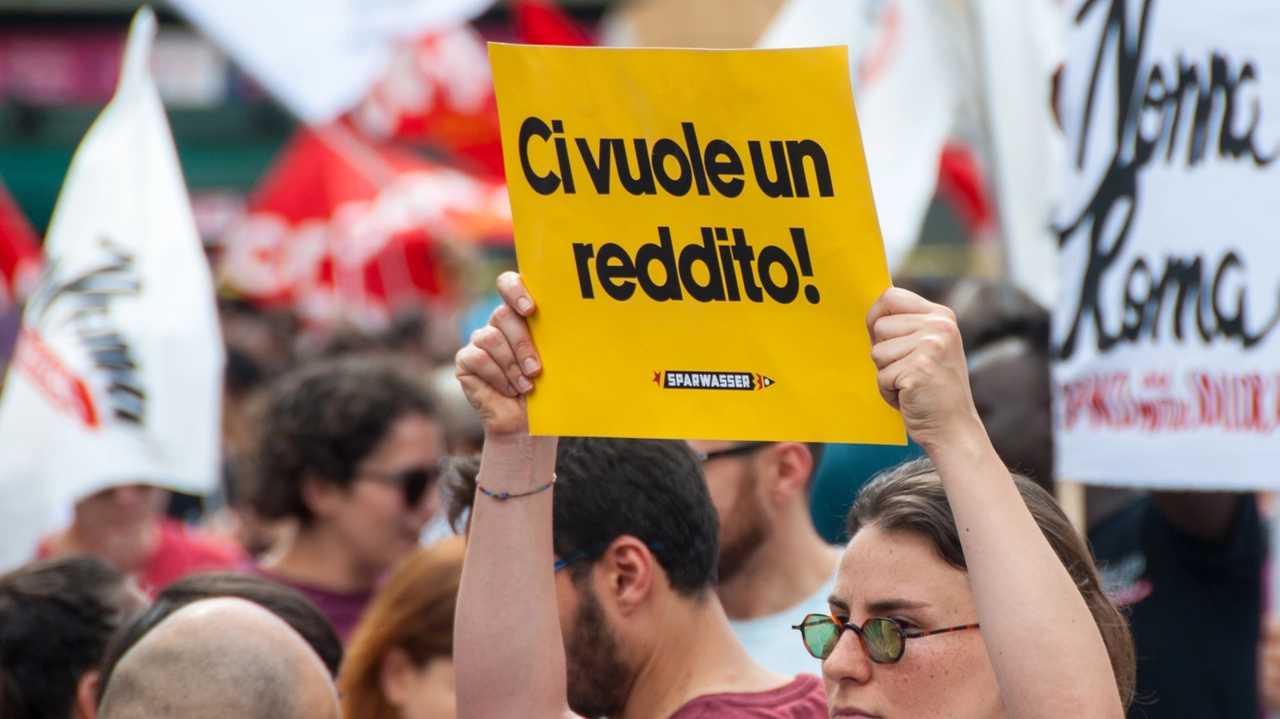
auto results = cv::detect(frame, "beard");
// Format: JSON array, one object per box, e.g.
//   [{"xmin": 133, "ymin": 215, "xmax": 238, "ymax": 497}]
[
  {"xmin": 564, "ymin": 582, "xmax": 631, "ymax": 718},
  {"xmin": 716, "ymin": 467, "xmax": 771, "ymax": 583}
]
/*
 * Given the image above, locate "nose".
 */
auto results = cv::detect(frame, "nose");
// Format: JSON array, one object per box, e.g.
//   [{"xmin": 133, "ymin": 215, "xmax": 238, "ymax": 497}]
[{"xmin": 822, "ymin": 626, "xmax": 873, "ymax": 684}]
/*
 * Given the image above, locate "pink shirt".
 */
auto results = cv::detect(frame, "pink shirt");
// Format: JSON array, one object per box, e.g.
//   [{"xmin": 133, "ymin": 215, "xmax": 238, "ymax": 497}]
[{"xmin": 668, "ymin": 674, "xmax": 827, "ymax": 719}]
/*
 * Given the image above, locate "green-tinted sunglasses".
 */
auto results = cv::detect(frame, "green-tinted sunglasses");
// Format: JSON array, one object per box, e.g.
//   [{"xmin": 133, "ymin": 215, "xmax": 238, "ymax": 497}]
[{"xmin": 791, "ymin": 613, "xmax": 979, "ymax": 663}]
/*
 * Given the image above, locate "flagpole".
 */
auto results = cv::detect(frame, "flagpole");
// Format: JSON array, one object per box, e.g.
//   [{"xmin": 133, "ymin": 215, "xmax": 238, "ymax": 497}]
[{"xmin": 1055, "ymin": 478, "xmax": 1086, "ymax": 535}]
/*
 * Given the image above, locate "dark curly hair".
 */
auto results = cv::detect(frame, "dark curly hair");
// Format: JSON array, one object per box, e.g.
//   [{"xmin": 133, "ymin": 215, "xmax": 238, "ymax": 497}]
[
  {"xmin": 247, "ymin": 354, "xmax": 439, "ymax": 524},
  {"xmin": 442, "ymin": 439, "xmax": 720, "ymax": 597}
]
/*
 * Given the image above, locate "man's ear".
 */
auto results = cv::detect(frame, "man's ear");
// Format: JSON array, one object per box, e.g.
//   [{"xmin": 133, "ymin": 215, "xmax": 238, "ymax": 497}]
[
  {"xmin": 379, "ymin": 647, "xmax": 415, "ymax": 708},
  {"xmin": 600, "ymin": 536, "xmax": 655, "ymax": 616},
  {"xmin": 75, "ymin": 669, "xmax": 101, "ymax": 719},
  {"xmin": 767, "ymin": 442, "xmax": 814, "ymax": 506},
  {"xmin": 300, "ymin": 473, "xmax": 343, "ymax": 520}
]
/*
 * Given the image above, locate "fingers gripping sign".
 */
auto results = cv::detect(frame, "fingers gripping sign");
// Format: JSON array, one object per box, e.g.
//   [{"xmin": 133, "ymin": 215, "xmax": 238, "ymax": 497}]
[
  {"xmin": 456, "ymin": 272, "xmax": 544, "ymax": 438},
  {"xmin": 866, "ymin": 288, "xmax": 982, "ymax": 452}
]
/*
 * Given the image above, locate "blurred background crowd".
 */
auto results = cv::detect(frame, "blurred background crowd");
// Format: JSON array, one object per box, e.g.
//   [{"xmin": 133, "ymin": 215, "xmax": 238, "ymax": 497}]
[{"xmin": 0, "ymin": 1, "xmax": 1275, "ymax": 719}]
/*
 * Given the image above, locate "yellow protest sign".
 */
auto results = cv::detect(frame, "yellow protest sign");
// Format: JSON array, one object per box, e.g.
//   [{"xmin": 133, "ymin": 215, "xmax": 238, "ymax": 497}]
[{"xmin": 491, "ymin": 44, "xmax": 904, "ymax": 444}]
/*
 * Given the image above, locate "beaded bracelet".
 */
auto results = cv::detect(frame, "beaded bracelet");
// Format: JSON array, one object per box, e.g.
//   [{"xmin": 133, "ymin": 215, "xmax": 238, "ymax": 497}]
[{"xmin": 475, "ymin": 474, "xmax": 556, "ymax": 501}]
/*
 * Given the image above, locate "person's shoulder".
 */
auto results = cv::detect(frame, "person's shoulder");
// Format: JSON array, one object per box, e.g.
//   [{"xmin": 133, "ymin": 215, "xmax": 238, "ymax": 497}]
[
  {"xmin": 155, "ymin": 518, "xmax": 247, "ymax": 567},
  {"xmin": 669, "ymin": 675, "xmax": 826, "ymax": 719}
]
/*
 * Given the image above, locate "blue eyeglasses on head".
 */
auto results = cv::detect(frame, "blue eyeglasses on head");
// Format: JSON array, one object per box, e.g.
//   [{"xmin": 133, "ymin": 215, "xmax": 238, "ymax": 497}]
[{"xmin": 554, "ymin": 540, "xmax": 664, "ymax": 571}]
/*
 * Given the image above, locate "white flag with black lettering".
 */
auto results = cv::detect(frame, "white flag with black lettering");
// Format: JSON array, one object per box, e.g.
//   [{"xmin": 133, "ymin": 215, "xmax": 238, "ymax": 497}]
[{"xmin": 0, "ymin": 7, "xmax": 224, "ymax": 570}]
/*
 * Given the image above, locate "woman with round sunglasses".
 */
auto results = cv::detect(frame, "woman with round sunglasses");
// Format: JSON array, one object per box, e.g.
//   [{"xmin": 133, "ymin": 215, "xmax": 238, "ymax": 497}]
[
  {"xmin": 244, "ymin": 354, "xmax": 447, "ymax": 642},
  {"xmin": 797, "ymin": 287, "xmax": 1135, "ymax": 718},
  {"xmin": 454, "ymin": 275, "xmax": 1133, "ymax": 719}
]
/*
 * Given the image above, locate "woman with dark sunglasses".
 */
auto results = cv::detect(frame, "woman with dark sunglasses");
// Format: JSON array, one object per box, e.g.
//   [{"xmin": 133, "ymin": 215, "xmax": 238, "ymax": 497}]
[
  {"xmin": 243, "ymin": 354, "xmax": 447, "ymax": 642},
  {"xmin": 454, "ymin": 274, "xmax": 1133, "ymax": 719}
]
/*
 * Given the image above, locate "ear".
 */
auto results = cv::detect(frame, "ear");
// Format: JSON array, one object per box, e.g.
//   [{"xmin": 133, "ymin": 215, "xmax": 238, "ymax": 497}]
[
  {"xmin": 599, "ymin": 536, "xmax": 654, "ymax": 616},
  {"xmin": 300, "ymin": 473, "xmax": 345, "ymax": 520},
  {"xmin": 378, "ymin": 647, "xmax": 415, "ymax": 708},
  {"xmin": 75, "ymin": 670, "xmax": 100, "ymax": 719},
  {"xmin": 766, "ymin": 443, "xmax": 814, "ymax": 506}
]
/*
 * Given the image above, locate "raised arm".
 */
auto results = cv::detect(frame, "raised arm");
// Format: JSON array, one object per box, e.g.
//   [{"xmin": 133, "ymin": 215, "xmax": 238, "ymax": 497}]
[
  {"xmin": 454, "ymin": 272, "xmax": 579, "ymax": 719},
  {"xmin": 867, "ymin": 288, "xmax": 1123, "ymax": 719}
]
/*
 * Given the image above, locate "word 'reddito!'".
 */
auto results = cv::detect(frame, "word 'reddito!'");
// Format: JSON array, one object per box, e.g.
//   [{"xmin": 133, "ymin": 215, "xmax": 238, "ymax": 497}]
[
  {"xmin": 518, "ymin": 118, "xmax": 835, "ymax": 199},
  {"xmin": 573, "ymin": 226, "xmax": 821, "ymax": 305}
]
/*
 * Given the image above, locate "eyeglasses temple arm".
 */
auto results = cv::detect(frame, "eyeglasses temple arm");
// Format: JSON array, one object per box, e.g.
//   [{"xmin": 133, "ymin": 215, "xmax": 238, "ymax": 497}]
[{"xmin": 906, "ymin": 622, "xmax": 981, "ymax": 638}]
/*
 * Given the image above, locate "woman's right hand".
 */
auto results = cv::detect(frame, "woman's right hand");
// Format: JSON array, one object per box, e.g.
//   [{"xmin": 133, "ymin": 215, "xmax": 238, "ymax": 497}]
[{"xmin": 455, "ymin": 272, "xmax": 543, "ymax": 438}]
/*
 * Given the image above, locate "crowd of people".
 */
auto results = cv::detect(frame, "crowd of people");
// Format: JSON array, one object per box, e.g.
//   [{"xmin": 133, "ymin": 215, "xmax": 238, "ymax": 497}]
[{"xmin": 0, "ymin": 272, "xmax": 1270, "ymax": 719}]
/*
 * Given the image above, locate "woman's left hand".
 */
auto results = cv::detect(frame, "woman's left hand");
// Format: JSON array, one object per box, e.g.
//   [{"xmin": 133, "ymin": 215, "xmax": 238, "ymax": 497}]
[{"xmin": 866, "ymin": 287, "xmax": 983, "ymax": 452}]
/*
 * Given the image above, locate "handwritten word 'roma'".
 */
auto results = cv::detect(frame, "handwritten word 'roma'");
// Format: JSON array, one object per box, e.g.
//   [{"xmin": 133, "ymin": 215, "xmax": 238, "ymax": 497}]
[
  {"xmin": 518, "ymin": 117, "xmax": 834, "ymax": 199},
  {"xmin": 1058, "ymin": 370, "xmax": 1280, "ymax": 434},
  {"xmin": 1057, "ymin": 0, "xmax": 1280, "ymax": 359}
]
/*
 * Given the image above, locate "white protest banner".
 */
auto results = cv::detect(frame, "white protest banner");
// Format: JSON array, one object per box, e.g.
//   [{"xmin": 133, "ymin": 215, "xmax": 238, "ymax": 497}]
[
  {"xmin": 1053, "ymin": 0, "xmax": 1280, "ymax": 489},
  {"xmin": 0, "ymin": 7, "xmax": 225, "ymax": 570},
  {"xmin": 168, "ymin": 0, "xmax": 496, "ymax": 124}
]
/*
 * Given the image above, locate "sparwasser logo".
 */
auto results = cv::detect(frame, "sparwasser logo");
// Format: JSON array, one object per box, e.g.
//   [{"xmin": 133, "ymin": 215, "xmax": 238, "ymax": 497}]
[{"xmin": 655, "ymin": 370, "xmax": 776, "ymax": 391}]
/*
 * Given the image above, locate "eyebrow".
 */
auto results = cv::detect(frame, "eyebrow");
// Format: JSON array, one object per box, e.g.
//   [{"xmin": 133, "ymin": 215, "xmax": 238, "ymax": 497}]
[
  {"xmin": 866, "ymin": 599, "xmax": 930, "ymax": 614},
  {"xmin": 827, "ymin": 596, "xmax": 931, "ymax": 615}
]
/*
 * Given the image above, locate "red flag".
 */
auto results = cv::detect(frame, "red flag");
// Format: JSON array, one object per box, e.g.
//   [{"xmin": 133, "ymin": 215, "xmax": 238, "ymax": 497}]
[
  {"xmin": 348, "ymin": 2, "xmax": 592, "ymax": 173},
  {"xmin": 218, "ymin": 125, "xmax": 511, "ymax": 330},
  {"xmin": 512, "ymin": 0, "xmax": 593, "ymax": 46},
  {"xmin": 0, "ymin": 178, "xmax": 42, "ymax": 310},
  {"xmin": 351, "ymin": 25, "xmax": 505, "ymax": 176},
  {"xmin": 936, "ymin": 142, "xmax": 994, "ymax": 237}
]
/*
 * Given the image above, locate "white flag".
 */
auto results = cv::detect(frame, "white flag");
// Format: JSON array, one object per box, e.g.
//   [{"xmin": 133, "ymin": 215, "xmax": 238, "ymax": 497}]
[
  {"xmin": 758, "ymin": 0, "xmax": 966, "ymax": 276},
  {"xmin": 167, "ymin": 0, "xmax": 497, "ymax": 125},
  {"xmin": 0, "ymin": 7, "xmax": 224, "ymax": 570}
]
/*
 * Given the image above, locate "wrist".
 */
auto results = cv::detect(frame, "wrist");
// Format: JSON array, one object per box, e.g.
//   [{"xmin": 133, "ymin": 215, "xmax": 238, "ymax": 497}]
[
  {"xmin": 479, "ymin": 434, "xmax": 559, "ymax": 490},
  {"xmin": 917, "ymin": 411, "xmax": 993, "ymax": 468},
  {"xmin": 483, "ymin": 432, "xmax": 539, "ymax": 453}
]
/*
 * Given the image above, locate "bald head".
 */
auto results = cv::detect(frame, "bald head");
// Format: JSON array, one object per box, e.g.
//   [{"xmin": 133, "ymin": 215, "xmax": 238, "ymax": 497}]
[{"xmin": 98, "ymin": 597, "xmax": 339, "ymax": 719}]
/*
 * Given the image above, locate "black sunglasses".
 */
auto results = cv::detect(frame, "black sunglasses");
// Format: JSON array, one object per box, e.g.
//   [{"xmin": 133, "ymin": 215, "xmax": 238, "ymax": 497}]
[
  {"xmin": 791, "ymin": 614, "xmax": 980, "ymax": 663},
  {"xmin": 357, "ymin": 463, "xmax": 442, "ymax": 507},
  {"xmin": 696, "ymin": 441, "xmax": 773, "ymax": 463}
]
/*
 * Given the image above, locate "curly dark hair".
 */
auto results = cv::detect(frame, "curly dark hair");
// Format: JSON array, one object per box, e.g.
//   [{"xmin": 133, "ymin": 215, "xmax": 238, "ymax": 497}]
[
  {"xmin": 442, "ymin": 438, "xmax": 720, "ymax": 597},
  {"xmin": 246, "ymin": 354, "xmax": 439, "ymax": 524}
]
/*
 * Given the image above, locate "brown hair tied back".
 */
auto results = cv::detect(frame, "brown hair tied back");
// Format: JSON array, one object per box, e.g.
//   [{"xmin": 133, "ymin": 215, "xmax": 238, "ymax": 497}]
[{"xmin": 847, "ymin": 458, "xmax": 1136, "ymax": 710}]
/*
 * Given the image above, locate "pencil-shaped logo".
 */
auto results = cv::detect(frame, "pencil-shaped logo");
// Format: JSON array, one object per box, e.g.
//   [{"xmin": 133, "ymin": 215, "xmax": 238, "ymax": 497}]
[{"xmin": 652, "ymin": 371, "xmax": 776, "ymax": 391}]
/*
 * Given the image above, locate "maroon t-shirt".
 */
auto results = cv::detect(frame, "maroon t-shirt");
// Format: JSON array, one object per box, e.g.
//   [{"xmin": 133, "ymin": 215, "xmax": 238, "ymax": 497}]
[
  {"xmin": 244, "ymin": 563, "xmax": 373, "ymax": 643},
  {"xmin": 668, "ymin": 674, "xmax": 827, "ymax": 719}
]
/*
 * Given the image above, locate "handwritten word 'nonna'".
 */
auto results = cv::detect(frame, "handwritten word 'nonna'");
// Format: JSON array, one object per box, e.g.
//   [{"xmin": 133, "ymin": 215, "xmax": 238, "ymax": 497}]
[
  {"xmin": 519, "ymin": 117, "xmax": 835, "ymax": 199},
  {"xmin": 573, "ymin": 226, "xmax": 820, "ymax": 304}
]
